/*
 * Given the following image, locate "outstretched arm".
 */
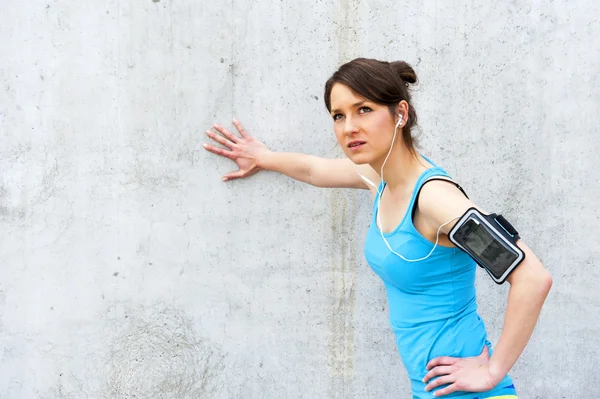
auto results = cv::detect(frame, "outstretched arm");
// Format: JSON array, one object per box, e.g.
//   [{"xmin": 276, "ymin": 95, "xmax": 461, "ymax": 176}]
[
  {"xmin": 418, "ymin": 181, "xmax": 552, "ymax": 396},
  {"xmin": 204, "ymin": 119, "xmax": 379, "ymax": 190}
]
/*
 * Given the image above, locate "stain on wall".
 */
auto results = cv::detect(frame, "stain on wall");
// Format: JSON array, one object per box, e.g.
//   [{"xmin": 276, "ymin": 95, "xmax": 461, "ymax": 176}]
[
  {"xmin": 327, "ymin": 189, "xmax": 359, "ymax": 398},
  {"xmin": 102, "ymin": 302, "xmax": 225, "ymax": 399},
  {"xmin": 334, "ymin": 0, "xmax": 362, "ymax": 64},
  {"xmin": 325, "ymin": 0, "xmax": 363, "ymax": 396},
  {"xmin": 0, "ymin": 156, "xmax": 63, "ymax": 224},
  {"xmin": 43, "ymin": 301, "xmax": 226, "ymax": 399}
]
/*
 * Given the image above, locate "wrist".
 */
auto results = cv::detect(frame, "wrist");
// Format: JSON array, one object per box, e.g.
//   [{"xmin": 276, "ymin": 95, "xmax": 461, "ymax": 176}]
[
  {"xmin": 256, "ymin": 149, "xmax": 273, "ymax": 170},
  {"xmin": 487, "ymin": 359, "xmax": 506, "ymax": 386}
]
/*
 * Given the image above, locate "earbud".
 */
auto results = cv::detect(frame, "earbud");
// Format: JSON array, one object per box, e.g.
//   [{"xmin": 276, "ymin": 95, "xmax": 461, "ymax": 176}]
[{"xmin": 395, "ymin": 114, "xmax": 403, "ymax": 128}]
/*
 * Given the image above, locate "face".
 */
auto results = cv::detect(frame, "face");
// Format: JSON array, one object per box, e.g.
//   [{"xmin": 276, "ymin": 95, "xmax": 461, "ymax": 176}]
[{"xmin": 329, "ymin": 83, "xmax": 402, "ymax": 166}]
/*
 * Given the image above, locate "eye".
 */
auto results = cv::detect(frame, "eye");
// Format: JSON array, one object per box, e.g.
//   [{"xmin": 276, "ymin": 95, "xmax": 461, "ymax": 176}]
[
  {"xmin": 333, "ymin": 113, "xmax": 343, "ymax": 121},
  {"xmin": 358, "ymin": 106, "xmax": 372, "ymax": 114}
]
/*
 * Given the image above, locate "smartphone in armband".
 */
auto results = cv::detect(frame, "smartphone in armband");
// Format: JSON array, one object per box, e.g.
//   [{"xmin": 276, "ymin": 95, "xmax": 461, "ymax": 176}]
[{"xmin": 448, "ymin": 208, "xmax": 525, "ymax": 284}]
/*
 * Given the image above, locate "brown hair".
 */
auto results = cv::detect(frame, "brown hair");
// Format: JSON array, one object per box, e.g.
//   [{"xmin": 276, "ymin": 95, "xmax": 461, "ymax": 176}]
[{"xmin": 324, "ymin": 58, "xmax": 419, "ymax": 154}]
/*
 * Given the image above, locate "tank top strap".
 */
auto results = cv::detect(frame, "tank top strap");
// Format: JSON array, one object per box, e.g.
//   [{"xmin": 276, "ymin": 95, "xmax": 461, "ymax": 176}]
[
  {"xmin": 408, "ymin": 167, "xmax": 469, "ymax": 222},
  {"xmin": 406, "ymin": 167, "xmax": 451, "ymax": 214},
  {"xmin": 371, "ymin": 161, "xmax": 467, "ymax": 229},
  {"xmin": 370, "ymin": 179, "xmax": 385, "ymax": 225},
  {"xmin": 372, "ymin": 166, "xmax": 450, "ymax": 220},
  {"xmin": 420, "ymin": 153, "xmax": 438, "ymax": 168},
  {"xmin": 373, "ymin": 179, "xmax": 385, "ymax": 210}
]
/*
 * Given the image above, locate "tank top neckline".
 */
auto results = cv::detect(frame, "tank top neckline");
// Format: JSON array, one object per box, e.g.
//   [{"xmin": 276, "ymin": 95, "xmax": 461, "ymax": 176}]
[{"xmin": 374, "ymin": 165, "xmax": 445, "ymax": 237}]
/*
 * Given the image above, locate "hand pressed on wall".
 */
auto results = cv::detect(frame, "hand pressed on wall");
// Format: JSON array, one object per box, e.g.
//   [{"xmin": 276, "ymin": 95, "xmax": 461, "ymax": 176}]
[{"xmin": 204, "ymin": 119, "xmax": 270, "ymax": 181}]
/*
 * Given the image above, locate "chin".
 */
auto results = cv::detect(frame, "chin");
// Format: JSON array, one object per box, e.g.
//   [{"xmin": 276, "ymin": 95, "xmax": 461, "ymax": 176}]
[
  {"xmin": 346, "ymin": 153, "xmax": 372, "ymax": 165},
  {"xmin": 351, "ymin": 159, "xmax": 370, "ymax": 165}
]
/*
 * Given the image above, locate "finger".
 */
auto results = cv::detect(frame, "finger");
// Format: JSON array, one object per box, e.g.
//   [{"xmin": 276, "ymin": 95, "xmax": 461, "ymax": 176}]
[
  {"xmin": 426, "ymin": 356, "xmax": 458, "ymax": 370},
  {"xmin": 203, "ymin": 143, "xmax": 236, "ymax": 160},
  {"xmin": 213, "ymin": 123, "xmax": 240, "ymax": 143},
  {"xmin": 222, "ymin": 170, "xmax": 246, "ymax": 181},
  {"xmin": 206, "ymin": 129, "xmax": 235, "ymax": 149},
  {"xmin": 422, "ymin": 366, "xmax": 454, "ymax": 383},
  {"xmin": 432, "ymin": 382, "xmax": 459, "ymax": 397},
  {"xmin": 424, "ymin": 375, "xmax": 455, "ymax": 392},
  {"xmin": 232, "ymin": 118, "xmax": 249, "ymax": 138}
]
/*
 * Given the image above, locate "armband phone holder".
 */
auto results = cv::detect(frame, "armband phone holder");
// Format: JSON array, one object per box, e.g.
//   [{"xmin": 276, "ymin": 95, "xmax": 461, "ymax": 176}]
[{"xmin": 448, "ymin": 208, "xmax": 525, "ymax": 284}]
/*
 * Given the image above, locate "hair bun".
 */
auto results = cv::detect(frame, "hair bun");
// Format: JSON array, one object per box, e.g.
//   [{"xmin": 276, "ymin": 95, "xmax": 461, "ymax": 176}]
[{"xmin": 390, "ymin": 61, "xmax": 417, "ymax": 85}]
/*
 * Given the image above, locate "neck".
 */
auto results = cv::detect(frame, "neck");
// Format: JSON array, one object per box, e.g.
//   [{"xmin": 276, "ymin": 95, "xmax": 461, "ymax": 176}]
[{"xmin": 371, "ymin": 145, "xmax": 431, "ymax": 192}]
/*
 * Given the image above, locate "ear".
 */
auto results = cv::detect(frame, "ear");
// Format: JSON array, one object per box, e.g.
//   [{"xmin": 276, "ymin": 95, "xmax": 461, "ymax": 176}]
[{"xmin": 395, "ymin": 100, "xmax": 410, "ymax": 123}]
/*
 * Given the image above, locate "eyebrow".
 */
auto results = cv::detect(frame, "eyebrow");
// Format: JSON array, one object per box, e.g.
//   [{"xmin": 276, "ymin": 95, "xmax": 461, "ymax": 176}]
[{"xmin": 330, "ymin": 101, "xmax": 368, "ymax": 114}]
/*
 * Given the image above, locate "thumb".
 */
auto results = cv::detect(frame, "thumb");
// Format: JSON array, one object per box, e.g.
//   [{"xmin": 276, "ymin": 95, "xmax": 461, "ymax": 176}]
[
  {"xmin": 222, "ymin": 170, "xmax": 246, "ymax": 181},
  {"xmin": 479, "ymin": 345, "xmax": 490, "ymax": 360}
]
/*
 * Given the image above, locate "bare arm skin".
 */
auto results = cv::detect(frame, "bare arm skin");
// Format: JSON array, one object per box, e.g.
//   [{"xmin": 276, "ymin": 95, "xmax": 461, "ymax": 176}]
[
  {"xmin": 203, "ymin": 119, "xmax": 379, "ymax": 191},
  {"xmin": 417, "ymin": 181, "xmax": 552, "ymax": 397}
]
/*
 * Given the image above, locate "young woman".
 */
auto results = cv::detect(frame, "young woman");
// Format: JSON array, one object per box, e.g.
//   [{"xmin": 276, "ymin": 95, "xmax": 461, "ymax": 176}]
[{"xmin": 203, "ymin": 58, "xmax": 552, "ymax": 399}]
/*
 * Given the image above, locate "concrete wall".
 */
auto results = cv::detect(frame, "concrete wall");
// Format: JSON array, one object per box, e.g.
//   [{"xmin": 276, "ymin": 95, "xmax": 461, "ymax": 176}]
[{"xmin": 1, "ymin": 0, "xmax": 598, "ymax": 398}]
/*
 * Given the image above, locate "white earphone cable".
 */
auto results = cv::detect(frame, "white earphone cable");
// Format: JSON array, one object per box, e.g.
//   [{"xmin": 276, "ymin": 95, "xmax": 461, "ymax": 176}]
[{"xmin": 354, "ymin": 114, "xmax": 459, "ymax": 262}]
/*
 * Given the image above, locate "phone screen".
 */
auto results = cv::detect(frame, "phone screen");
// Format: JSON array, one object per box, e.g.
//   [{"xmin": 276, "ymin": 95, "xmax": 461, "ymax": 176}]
[{"xmin": 456, "ymin": 219, "xmax": 518, "ymax": 278}]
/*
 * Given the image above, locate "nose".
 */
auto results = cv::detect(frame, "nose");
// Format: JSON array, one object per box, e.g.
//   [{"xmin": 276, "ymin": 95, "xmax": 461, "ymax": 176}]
[{"xmin": 343, "ymin": 116, "xmax": 359, "ymax": 136}]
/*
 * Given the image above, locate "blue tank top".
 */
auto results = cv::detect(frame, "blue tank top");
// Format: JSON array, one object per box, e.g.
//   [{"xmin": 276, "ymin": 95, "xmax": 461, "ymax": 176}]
[{"xmin": 363, "ymin": 160, "xmax": 515, "ymax": 398}]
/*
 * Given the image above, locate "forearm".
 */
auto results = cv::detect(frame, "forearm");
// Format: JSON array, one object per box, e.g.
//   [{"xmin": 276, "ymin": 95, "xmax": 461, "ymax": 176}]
[
  {"xmin": 489, "ymin": 271, "xmax": 552, "ymax": 382},
  {"xmin": 258, "ymin": 151, "xmax": 319, "ymax": 185},
  {"xmin": 258, "ymin": 151, "xmax": 366, "ymax": 189}
]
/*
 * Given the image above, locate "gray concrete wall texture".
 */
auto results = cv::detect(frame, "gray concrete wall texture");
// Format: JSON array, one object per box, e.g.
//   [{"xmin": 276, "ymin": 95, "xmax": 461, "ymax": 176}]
[{"xmin": 0, "ymin": 0, "xmax": 598, "ymax": 398}]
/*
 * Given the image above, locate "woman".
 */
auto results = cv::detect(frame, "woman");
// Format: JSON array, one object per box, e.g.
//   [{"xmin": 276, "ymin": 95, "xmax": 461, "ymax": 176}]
[{"xmin": 203, "ymin": 58, "xmax": 552, "ymax": 398}]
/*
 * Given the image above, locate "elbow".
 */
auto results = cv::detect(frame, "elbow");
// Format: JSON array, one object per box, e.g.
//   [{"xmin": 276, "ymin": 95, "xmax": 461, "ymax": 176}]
[
  {"xmin": 510, "ymin": 241, "xmax": 552, "ymax": 298},
  {"xmin": 510, "ymin": 262, "xmax": 552, "ymax": 299},
  {"xmin": 536, "ymin": 269, "xmax": 553, "ymax": 297},
  {"xmin": 524, "ymin": 267, "xmax": 553, "ymax": 299}
]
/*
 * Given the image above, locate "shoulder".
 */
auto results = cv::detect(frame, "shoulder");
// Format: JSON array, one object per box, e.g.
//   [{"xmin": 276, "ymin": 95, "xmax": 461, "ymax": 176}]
[
  {"xmin": 420, "ymin": 178, "xmax": 467, "ymax": 203},
  {"xmin": 417, "ymin": 178, "xmax": 484, "ymax": 233}
]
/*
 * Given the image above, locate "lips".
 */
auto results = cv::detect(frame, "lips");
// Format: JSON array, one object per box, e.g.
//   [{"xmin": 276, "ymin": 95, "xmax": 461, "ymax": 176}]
[{"xmin": 348, "ymin": 140, "xmax": 366, "ymax": 148}]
